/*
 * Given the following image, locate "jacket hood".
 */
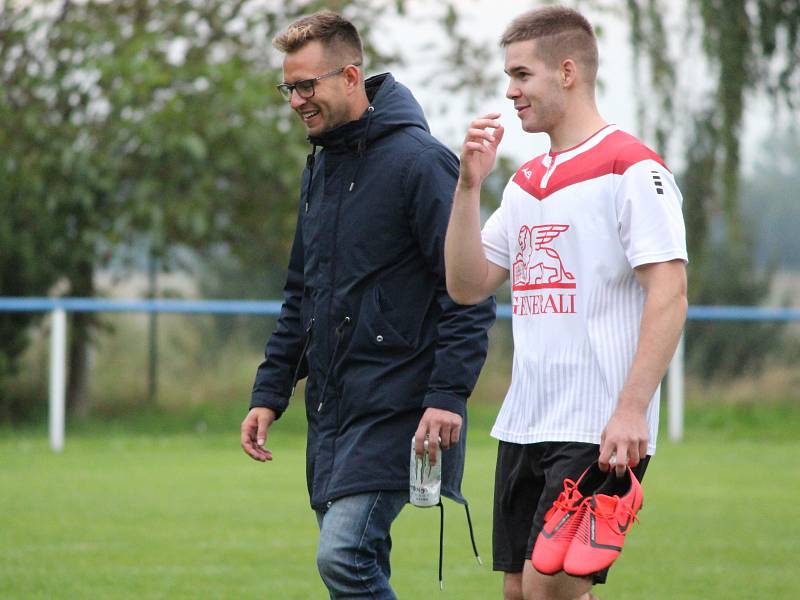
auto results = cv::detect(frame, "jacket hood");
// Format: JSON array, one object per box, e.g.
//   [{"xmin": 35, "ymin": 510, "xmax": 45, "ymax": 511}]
[{"xmin": 308, "ymin": 72, "xmax": 430, "ymax": 151}]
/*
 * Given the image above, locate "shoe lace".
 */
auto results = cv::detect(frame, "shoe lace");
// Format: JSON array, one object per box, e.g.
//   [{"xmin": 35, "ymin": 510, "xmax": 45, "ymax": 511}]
[
  {"xmin": 587, "ymin": 495, "xmax": 640, "ymax": 532},
  {"xmin": 550, "ymin": 479, "xmax": 581, "ymax": 514}
]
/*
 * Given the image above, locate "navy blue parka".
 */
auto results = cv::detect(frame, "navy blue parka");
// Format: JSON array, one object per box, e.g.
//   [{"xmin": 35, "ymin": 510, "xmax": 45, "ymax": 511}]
[{"xmin": 251, "ymin": 73, "xmax": 495, "ymax": 510}]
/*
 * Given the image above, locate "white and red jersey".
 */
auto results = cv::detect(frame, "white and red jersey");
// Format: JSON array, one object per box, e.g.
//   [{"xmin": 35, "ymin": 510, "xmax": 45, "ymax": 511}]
[{"xmin": 481, "ymin": 125, "xmax": 687, "ymax": 453}]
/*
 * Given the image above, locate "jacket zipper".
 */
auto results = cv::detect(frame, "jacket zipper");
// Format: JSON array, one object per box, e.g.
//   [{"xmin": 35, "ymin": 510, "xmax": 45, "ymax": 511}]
[
  {"xmin": 317, "ymin": 170, "xmax": 349, "ymax": 411},
  {"xmin": 290, "ymin": 316, "xmax": 315, "ymax": 396},
  {"xmin": 317, "ymin": 315, "xmax": 351, "ymax": 412}
]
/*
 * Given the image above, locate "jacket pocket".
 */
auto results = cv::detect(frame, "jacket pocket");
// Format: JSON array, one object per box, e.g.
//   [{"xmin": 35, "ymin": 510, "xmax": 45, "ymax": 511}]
[{"xmin": 352, "ymin": 283, "xmax": 414, "ymax": 353}]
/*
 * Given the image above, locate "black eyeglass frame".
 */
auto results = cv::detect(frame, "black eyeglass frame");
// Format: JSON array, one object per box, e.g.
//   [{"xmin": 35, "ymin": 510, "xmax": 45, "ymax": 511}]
[{"xmin": 276, "ymin": 62, "xmax": 362, "ymax": 101}]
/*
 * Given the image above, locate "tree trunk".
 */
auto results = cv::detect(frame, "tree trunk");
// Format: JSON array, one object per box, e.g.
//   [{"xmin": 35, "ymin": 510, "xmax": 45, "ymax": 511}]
[{"xmin": 66, "ymin": 261, "xmax": 94, "ymax": 419}]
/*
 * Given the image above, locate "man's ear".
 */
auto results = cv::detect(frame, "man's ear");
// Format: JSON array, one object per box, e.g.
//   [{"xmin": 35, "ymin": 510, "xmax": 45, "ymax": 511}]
[
  {"xmin": 343, "ymin": 63, "xmax": 361, "ymax": 92},
  {"xmin": 561, "ymin": 58, "xmax": 577, "ymax": 88}
]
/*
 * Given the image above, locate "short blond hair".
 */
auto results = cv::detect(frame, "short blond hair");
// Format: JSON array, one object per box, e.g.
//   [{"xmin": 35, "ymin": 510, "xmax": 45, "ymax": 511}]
[
  {"xmin": 273, "ymin": 9, "xmax": 363, "ymax": 64},
  {"xmin": 501, "ymin": 6, "xmax": 598, "ymax": 84}
]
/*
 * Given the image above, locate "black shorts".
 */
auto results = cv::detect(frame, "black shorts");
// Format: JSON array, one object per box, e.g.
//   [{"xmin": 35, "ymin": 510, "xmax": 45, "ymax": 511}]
[{"xmin": 492, "ymin": 440, "xmax": 650, "ymax": 584}]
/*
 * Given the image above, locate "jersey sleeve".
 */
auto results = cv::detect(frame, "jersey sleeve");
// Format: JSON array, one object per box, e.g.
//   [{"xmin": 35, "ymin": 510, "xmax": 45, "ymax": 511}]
[
  {"xmin": 481, "ymin": 182, "xmax": 512, "ymax": 269},
  {"xmin": 615, "ymin": 159, "xmax": 688, "ymax": 268}
]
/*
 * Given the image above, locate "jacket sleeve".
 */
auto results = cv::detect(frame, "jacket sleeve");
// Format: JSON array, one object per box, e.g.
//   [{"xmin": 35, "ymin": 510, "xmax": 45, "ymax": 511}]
[
  {"xmin": 404, "ymin": 145, "xmax": 497, "ymax": 415},
  {"xmin": 250, "ymin": 200, "xmax": 307, "ymax": 419}
]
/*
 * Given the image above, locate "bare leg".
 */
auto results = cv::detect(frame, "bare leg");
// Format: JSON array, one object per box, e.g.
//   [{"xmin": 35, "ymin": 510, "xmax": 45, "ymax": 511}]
[
  {"xmin": 523, "ymin": 560, "xmax": 593, "ymax": 600},
  {"xmin": 504, "ymin": 571, "xmax": 524, "ymax": 600}
]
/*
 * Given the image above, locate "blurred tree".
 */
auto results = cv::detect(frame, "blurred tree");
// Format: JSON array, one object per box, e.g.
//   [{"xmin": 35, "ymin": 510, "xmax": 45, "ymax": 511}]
[
  {"xmin": 0, "ymin": 0, "xmax": 497, "ymax": 418},
  {"xmin": 741, "ymin": 129, "xmax": 800, "ymax": 271},
  {"xmin": 620, "ymin": 0, "xmax": 800, "ymax": 377},
  {"xmin": 1, "ymin": 0, "xmax": 302, "ymax": 416},
  {"xmin": 0, "ymin": 5, "xmax": 65, "ymax": 420},
  {"xmin": 0, "ymin": 131, "xmax": 62, "ymax": 420}
]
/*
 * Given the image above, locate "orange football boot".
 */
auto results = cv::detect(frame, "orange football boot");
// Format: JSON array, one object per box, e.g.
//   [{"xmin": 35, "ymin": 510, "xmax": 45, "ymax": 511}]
[
  {"xmin": 531, "ymin": 462, "xmax": 607, "ymax": 574},
  {"xmin": 563, "ymin": 466, "xmax": 643, "ymax": 576}
]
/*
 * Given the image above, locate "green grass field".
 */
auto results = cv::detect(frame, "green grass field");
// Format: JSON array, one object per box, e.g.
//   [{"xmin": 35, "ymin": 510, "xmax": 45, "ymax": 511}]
[{"xmin": 2, "ymin": 402, "xmax": 799, "ymax": 599}]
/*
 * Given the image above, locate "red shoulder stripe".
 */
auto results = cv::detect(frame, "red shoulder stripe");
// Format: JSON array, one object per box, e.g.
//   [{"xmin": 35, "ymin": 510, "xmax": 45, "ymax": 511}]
[{"xmin": 511, "ymin": 131, "xmax": 668, "ymax": 201}]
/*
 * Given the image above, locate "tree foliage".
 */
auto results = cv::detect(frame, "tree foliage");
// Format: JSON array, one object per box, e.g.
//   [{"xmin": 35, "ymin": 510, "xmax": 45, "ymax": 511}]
[
  {"xmin": 625, "ymin": 0, "xmax": 799, "ymax": 242},
  {"xmin": 1, "ymin": 0, "xmax": 306, "ymax": 415},
  {"xmin": 741, "ymin": 129, "xmax": 800, "ymax": 270},
  {"xmin": 0, "ymin": 0, "xmax": 496, "ymax": 417},
  {"xmin": 620, "ymin": 0, "xmax": 800, "ymax": 377}
]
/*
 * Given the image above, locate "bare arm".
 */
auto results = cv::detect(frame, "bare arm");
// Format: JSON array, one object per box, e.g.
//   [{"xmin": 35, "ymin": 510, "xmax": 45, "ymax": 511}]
[
  {"xmin": 445, "ymin": 112, "xmax": 509, "ymax": 304},
  {"xmin": 599, "ymin": 259, "xmax": 688, "ymax": 475}
]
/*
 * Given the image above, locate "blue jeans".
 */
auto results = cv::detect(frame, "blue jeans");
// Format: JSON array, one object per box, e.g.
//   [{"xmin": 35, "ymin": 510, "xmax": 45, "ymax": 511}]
[{"xmin": 315, "ymin": 491, "xmax": 408, "ymax": 599}]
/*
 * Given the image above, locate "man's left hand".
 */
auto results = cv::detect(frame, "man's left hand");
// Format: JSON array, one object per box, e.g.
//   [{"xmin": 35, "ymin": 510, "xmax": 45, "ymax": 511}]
[{"xmin": 414, "ymin": 408, "xmax": 462, "ymax": 465}]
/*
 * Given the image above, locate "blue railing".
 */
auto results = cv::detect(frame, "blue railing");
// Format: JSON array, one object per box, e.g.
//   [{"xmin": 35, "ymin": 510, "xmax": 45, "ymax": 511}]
[
  {"xmin": 2, "ymin": 296, "xmax": 799, "ymax": 452},
  {"xmin": 0, "ymin": 297, "xmax": 284, "ymax": 315},
  {"xmin": 2, "ymin": 297, "xmax": 799, "ymax": 321}
]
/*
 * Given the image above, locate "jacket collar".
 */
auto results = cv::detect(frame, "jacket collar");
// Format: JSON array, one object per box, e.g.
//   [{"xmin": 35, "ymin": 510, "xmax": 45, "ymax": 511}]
[{"xmin": 307, "ymin": 73, "xmax": 428, "ymax": 152}]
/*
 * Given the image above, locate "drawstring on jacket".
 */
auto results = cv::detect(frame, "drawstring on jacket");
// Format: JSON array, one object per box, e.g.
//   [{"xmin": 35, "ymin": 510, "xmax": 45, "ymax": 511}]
[
  {"xmin": 435, "ymin": 500, "xmax": 482, "ymax": 589},
  {"xmin": 316, "ymin": 316, "xmax": 351, "ymax": 412},
  {"xmin": 290, "ymin": 317, "xmax": 315, "ymax": 396},
  {"xmin": 348, "ymin": 105, "xmax": 374, "ymax": 192},
  {"xmin": 464, "ymin": 502, "xmax": 482, "ymax": 566},
  {"xmin": 304, "ymin": 143, "xmax": 318, "ymax": 213}
]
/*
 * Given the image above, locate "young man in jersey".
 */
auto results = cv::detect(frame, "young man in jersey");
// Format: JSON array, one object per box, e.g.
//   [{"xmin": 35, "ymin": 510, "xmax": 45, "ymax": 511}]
[{"xmin": 444, "ymin": 6, "xmax": 687, "ymax": 600}]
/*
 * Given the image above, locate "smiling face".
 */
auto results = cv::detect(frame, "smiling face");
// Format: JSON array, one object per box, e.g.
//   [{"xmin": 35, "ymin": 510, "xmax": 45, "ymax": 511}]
[
  {"xmin": 282, "ymin": 40, "xmax": 354, "ymax": 137},
  {"xmin": 504, "ymin": 40, "xmax": 567, "ymax": 135}
]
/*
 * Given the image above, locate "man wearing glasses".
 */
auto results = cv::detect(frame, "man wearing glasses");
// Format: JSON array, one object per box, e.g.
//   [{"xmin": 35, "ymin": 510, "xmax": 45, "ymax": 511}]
[{"xmin": 241, "ymin": 10, "xmax": 494, "ymax": 598}]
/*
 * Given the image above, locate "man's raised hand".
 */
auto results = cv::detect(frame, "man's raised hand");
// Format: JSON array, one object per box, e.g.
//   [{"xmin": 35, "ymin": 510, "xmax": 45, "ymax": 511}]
[{"xmin": 458, "ymin": 112, "xmax": 505, "ymax": 190}]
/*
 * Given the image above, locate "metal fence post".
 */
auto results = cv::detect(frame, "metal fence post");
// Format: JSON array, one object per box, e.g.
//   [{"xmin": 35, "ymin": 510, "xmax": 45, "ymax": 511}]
[
  {"xmin": 49, "ymin": 307, "xmax": 67, "ymax": 452},
  {"xmin": 668, "ymin": 331, "xmax": 685, "ymax": 442}
]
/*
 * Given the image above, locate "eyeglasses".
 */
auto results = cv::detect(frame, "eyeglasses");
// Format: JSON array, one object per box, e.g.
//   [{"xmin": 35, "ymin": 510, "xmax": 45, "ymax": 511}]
[{"xmin": 276, "ymin": 62, "xmax": 361, "ymax": 101}]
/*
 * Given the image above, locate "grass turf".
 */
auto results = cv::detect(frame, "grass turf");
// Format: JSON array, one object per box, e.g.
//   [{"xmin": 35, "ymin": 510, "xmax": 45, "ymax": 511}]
[{"xmin": 1, "ymin": 402, "xmax": 798, "ymax": 599}]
